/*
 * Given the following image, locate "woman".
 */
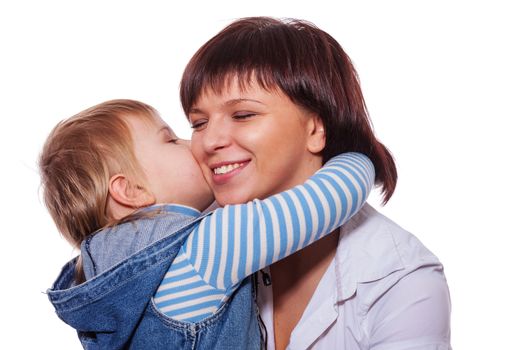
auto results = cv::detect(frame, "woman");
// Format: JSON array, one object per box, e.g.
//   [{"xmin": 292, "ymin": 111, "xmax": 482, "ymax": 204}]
[{"xmin": 181, "ymin": 17, "xmax": 451, "ymax": 349}]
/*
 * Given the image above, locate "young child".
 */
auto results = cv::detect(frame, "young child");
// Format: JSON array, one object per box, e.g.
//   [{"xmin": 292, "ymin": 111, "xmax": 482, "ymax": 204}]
[{"xmin": 41, "ymin": 99, "xmax": 375, "ymax": 349}]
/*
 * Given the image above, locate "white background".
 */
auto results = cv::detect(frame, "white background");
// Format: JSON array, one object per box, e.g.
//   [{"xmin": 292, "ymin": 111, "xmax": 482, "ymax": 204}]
[{"xmin": 1, "ymin": 1, "xmax": 511, "ymax": 349}]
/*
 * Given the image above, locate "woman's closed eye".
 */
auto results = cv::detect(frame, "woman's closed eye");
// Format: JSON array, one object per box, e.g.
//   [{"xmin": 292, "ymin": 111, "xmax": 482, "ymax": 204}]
[
  {"xmin": 190, "ymin": 111, "xmax": 257, "ymax": 131},
  {"xmin": 233, "ymin": 112, "xmax": 257, "ymax": 120},
  {"xmin": 190, "ymin": 119, "xmax": 208, "ymax": 130}
]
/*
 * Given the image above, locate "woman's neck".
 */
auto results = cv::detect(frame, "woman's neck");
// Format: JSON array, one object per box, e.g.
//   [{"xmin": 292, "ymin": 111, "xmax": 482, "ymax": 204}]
[{"xmin": 270, "ymin": 228, "xmax": 340, "ymax": 350}]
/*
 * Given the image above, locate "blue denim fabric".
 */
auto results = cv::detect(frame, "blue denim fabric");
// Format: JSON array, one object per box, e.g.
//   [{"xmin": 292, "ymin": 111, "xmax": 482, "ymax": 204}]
[
  {"xmin": 47, "ymin": 216, "xmax": 262, "ymax": 349},
  {"xmin": 80, "ymin": 208, "xmax": 200, "ymax": 280}
]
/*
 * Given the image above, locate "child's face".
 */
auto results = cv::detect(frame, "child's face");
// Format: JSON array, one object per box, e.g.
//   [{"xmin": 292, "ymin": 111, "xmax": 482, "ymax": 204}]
[{"xmin": 127, "ymin": 113, "xmax": 214, "ymax": 211}]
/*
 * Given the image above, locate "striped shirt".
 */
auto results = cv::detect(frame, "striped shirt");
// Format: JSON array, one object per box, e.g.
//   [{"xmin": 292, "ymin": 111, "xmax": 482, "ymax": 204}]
[{"xmin": 153, "ymin": 152, "xmax": 375, "ymax": 322}]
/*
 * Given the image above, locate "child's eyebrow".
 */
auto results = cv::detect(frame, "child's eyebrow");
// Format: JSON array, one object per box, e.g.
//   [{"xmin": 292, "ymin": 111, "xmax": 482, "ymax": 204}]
[{"xmin": 158, "ymin": 126, "xmax": 175, "ymax": 137}]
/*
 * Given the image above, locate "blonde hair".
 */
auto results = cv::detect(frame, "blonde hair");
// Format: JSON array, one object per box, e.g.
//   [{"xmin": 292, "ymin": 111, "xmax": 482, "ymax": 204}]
[{"xmin": 39, "ymin": 99, "xmax": 158, "ymax": 251}]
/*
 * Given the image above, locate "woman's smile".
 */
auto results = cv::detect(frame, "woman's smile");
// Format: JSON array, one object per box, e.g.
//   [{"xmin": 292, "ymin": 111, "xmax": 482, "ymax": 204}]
[{"xmin": 210, "ymin": 159, "xmax": 250, "ymax": 185}]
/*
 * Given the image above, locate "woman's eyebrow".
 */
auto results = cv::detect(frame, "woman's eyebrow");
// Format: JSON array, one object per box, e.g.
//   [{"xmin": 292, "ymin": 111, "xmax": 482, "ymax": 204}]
[
  {"xmin": 189, "ymin": 98, "xmax": 265, "ymax": 115},
  {"xmin": 188, "ymin": 108, "xmax": 205, "ymax": 115},
  {"xmin": 224, "ymin": 98, "xmax": 264, "ymax": 107}
]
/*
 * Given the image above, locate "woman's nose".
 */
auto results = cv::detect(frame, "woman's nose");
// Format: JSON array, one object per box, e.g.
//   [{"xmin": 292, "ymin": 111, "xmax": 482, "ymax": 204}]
[{"xmin": 201, "ymin": 118, "xmax": 231, "ymax": 153}]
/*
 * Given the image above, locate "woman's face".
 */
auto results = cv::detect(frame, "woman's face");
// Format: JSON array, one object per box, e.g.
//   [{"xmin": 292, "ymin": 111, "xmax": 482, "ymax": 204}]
[{"xmin": 189, "ymin": 78, "xmax": 325, "ymax": 205}]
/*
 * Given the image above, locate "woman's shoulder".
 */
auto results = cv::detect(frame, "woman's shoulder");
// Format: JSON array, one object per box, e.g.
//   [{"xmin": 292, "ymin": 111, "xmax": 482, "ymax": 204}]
[
  {"xmin": 340, "ymin": 204, "xmax": 441, "ymax": 266},
  {"xmin": 336, "ymin": 204, "xmax": 445, "ymax": 299}
]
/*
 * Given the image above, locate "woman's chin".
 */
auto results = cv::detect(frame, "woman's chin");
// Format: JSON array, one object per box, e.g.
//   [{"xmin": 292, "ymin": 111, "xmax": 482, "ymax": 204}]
[{"xmin": 214, "ymin": 191, "xmax": 252, "ymax": 206}]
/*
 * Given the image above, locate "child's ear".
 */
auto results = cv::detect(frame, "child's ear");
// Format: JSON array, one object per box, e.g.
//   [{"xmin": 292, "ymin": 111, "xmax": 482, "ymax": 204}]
[
  {"xmin": 108, "ymin": 174, "xmax": 155, "ymax": 208},
  {"xmin": 306, "ymin": 115, "xmax": 326, "ymax": 154}
]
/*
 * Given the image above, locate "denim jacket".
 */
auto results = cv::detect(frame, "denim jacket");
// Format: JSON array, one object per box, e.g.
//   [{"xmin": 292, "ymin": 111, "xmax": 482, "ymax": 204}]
[{"xmin": 47, "ymin": 208, "xmax": 261, "ymax": 349}]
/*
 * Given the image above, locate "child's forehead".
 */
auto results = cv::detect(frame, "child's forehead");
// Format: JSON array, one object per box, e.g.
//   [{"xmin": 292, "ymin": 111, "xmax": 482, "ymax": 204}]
[
  {"xmin": 153, "ymin": 117, "xmax": 176, "ymax": 136},
  {"xmin": 125, "ymin": 112, "xmax": 173, "ymax": 134},
  {"xmin": 128, "ymin": 111, "xmax": 166, "ymax": 126}
]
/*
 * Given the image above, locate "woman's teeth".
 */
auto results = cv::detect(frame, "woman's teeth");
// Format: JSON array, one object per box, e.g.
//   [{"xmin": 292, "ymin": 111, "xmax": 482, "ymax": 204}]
[{"xmin": 214, "ymin": 163, "xmax": 244, "ymax": 175}]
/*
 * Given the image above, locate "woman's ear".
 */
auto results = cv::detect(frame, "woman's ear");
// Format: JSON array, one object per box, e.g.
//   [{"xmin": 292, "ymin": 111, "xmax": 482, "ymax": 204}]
[
  {"xmin": 306, "ymin": 115, "xmax": 326, "ymax": 154},
  {"xmin": 108, "ymin": 174, "xmax": 155, "ymax": 209}
]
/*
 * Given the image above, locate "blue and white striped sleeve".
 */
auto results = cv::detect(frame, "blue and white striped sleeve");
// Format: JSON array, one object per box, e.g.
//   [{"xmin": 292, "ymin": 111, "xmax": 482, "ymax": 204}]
[{"xmin": 184, "ymin": 152, "xmax": 375, "ymax": 289}]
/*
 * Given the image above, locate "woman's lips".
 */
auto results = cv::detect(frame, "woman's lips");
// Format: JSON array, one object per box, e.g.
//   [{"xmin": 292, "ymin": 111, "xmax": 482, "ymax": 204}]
[{"xmin": 210, "ymin": 160, "xmax": 250, "ymax": 185}]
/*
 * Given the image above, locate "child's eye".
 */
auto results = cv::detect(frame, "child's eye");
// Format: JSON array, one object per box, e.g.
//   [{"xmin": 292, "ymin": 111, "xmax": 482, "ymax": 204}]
[{"xmin": 167, "ymin": 138, "xmax": 178, "ymax": 144}]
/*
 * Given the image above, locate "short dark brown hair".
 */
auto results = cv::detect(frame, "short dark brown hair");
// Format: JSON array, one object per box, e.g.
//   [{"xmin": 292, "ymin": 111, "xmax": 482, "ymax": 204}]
[{"xmin": 180, "ymin": 17, "xmax": 397, "ymax": 203}]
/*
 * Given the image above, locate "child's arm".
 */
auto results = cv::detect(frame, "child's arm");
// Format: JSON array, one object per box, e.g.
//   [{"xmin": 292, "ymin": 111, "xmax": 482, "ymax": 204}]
[{"xmin": 185, "ymin": 152, "xmax": 374, "ymax": 289}]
